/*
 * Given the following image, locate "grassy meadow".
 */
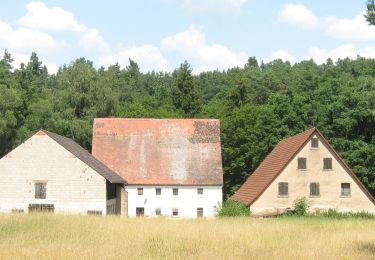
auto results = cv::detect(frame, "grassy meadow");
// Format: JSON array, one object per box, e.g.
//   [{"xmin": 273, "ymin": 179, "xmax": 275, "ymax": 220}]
[{"xmin": 0, "ymin": 214, "xmax": 374, "ymax": 259}]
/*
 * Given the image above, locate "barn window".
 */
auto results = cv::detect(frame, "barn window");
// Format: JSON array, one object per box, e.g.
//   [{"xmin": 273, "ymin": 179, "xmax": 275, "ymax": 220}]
[
  {"xmin": 197, "ymin": 188, "xmax": 203, "ymax": 195},
  {"xmin": 155, "ymin": 188, "xmax": 161, "ymax": 196},
  {"xmin": 197, "ymin": 208, "xmax": 203, "ymax": 217},
  {"xmin": 137, "ymin": 188, "xmax": 143, "ymax": 196},
  {"xmin": 172, "ymin": 208, "xmax": 178, "ymax": 216},
  {"xmin": 311, "ymin": 138, "xmax": 319, "ymax": 148},
  {"xmin": 136, "ymin": 207, "xmax": 144, "ymax": 216},
  {"xmin": 298, "ymin": 158, "xmax": 307, "ymax": 170},
  {"xmin": 35, "ymin": 182, "xmax": 46, "ymax": 199},
  {"xmin": 278, "ymin": 182, "xmax": 288, "ymax": 196},
  {"xmin": 341, "ymin": 183, "xmax": 351, "ymax": 197},
  {"xmin": 310, "ymin": 183, "xmax": 320, "ymax": 196},
  {"xmin": 323, "ymin": 158, "xmax": 332, "ymax": 170},
  {"xmin": 155, "ymin": 208, "xmax": 161, "ymax": 216},
  {"xmin": 173, "ymin": 188, "xmax": 179, "ymax": 196}
]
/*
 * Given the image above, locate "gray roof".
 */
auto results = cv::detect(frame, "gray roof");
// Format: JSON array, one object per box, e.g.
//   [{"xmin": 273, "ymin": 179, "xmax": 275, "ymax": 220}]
[{"xmin": 43, "ymin": 130, "xmax": 126, "ymax": 184}]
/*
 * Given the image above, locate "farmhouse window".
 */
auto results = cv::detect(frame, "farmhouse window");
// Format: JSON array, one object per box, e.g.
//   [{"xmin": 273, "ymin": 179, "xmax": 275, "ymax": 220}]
[
  {"xmin": 341, "ymin": 183, "xmax": 351, "ymax": 197},
  {"xmin": 136, "ymin": 207, "xmax": 144, "ymax": 216},
  {"xmin": 197, "ymin": 188, "xmax": 203, "ymax": 195},
  {"xmin": 155, "ymin": 208, "xmax": 161, "ymax": 216},
  {"xmin": 137, "ymin": 188, "xmax": 143, "ymax": 196},
  {"xmin": 298, "ymin": 158, "xmax": 307, "ymax": 170},
  {"xmin": 310, "ymin": 183, "xmax": 320, "ymax": 196},
  {"xmin": 323, "ymin": 158, "xmax": 332, "ymax": 170},
  {"xmin": 35, "ymin": 182, "xmax": 46, "ymax": 199},
  {"xmin": 311, "ymin": 138, "xmax": 319, "ymax": 148},
  {"xmin": 172, "ymin": 208, "xmax": 178, "ymax": 216},
  {"xmin": 156, "ymin": 188, "xmax": 161, "ymax": 196},
  {"xmin": 173, "ymin": 188, "xmax": 179, "ymax": 196},
  {"xmin": 278, "ymin": 182, "xmax": 288, "ymax": 196},
  {"xmin": 197, "ymin": 208, "xmax": 203, "ymax": 217}
]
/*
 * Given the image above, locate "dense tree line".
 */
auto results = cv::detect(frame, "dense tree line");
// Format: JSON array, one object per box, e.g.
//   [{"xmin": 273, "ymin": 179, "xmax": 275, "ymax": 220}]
[{"xmin": 1, "ymin": 50, "xmax": 375, "ymax": 197}]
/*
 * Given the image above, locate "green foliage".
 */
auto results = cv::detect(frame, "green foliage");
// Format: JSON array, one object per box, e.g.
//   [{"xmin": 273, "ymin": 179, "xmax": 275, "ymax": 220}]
[
  {"xmin": 0, "ymin": 51, "xmax": 375, "ymax": 199},
  {"xmin": 292, "ymin": 197, "xmax": 310, "ymax": 216},
  {"xmin": 365, "ymin": 0, "xmax": 375, "ymax": 25},
  {"xmin": 216, "ymin": 200, "xmax": 250, "ymax": 217},
  {"xmin": 312, "ymin": 209, "xmax": 375, "ymax": 219}
]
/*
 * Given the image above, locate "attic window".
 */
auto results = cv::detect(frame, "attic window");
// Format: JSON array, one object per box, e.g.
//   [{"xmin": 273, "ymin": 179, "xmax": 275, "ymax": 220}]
[
  {"xmin": 311, "ymin": 138, "xmax": 319, "ymax": 148},
  {"xmin": 197, "ymin": 188, "xmax": 203, "ymax": 195},
  {"xmin": 156, "ymin": 188, "xmax": 161, "ymax": 196},
  {"xmin": 35, "ymin": 182, "xmax": 46, "ymax": 199},
  {"xmin": 298, "ymin": 158, "xmax": 307, "ymax": 170},
  {"xmin": 323, "ymin": 158, "xmax": 332, "ymax": 170},
  {"xmin": 278, "ymin": 182, "xmax": 288, "ymax": 196},
  {"xmin": 341, "ymin": 183, "xmax": 351, "ymax": 197},
  {"xmin": 137, "ymin": 188, "xmax": 143, "ymax": 196},
  {"xmin": 173, "ymin": 188, "xmax": 179, "ymax": 196}
]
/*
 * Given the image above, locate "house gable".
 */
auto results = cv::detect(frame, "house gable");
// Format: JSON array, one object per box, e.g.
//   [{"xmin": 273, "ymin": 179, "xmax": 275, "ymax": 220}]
[{"xmin": 250, "ymin": 131, "xmax": 375, "ymax": 213}]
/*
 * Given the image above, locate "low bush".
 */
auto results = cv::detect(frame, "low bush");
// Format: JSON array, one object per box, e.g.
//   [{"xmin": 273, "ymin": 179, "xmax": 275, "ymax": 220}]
[
  {"xmin": 216, "ymin": 200, "xmax": 250, "ymax": 217},
  {"xmin": 311, "ymin": 209, "xmax": 375, "ymax": 219},
  {"xmin": 288, "ymin": 197, "xmax": 310, "ymax": 216}
]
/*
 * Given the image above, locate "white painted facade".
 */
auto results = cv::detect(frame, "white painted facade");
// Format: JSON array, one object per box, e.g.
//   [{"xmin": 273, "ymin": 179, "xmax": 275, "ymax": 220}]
[
  {"xmin": 0, "ymin": 134, "xmax": 108, "ymax": 215},
  {"xmin": 126, "ymin": 185, "xmax": 222, "ymax": 217}
]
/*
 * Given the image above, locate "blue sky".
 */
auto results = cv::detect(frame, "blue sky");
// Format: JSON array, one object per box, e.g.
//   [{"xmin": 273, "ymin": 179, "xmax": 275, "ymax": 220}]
[{"xmin": 0, "ymin": 1, "xmax": 374, "ymax": 73}]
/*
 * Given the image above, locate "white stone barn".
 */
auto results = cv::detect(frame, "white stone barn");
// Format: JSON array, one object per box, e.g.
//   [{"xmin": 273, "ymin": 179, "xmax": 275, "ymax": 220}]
[
  {"xmin": 0, "ymin": 130, "xmax": 126, "ymax": 215},
  {"xmin": 92, "ymin": 118, "xmax": 223, "ymax": 218}
]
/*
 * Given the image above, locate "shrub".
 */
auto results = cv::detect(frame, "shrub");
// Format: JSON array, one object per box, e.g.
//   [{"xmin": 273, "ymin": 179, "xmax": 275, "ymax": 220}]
[
  {"xmin": 313, "ymin": 209, "xmax": 375, "ymax": 219},
  {"xmin": 292, "ymin": 197, "xmax": 310, "ymax": 216},
  {"xmin": 216, "ymin": 200, "xmax": 250, "ymax": 217}
]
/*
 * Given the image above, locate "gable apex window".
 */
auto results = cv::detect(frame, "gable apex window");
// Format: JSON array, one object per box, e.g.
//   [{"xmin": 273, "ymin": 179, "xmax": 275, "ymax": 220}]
[
  {"xmin": 197, "ymin": 188, "xmax": 203, "ymax": 195},
  {"xmin": 278, "ymin": 182, "xmax": 288, "ymax": 196},
  {"xmin": 173, "ymin": 188, "xmax": 179, "ymax": 196},
  {"xmin": 35, "ymin": 182, "xmax": 46, "ymax": 199},
  {"xmin": 155, "ymin": 188, "xmax": 161, "ymax": 196},
  {"xmin": 137, "ymin": 188, "xmax": 143, "ymax": 196},
  {"xmin": 341, "ymin": 183, "xmax": 351, "ymax": 197},
  {"xmin": 311, "ymin": 138, "xmax": 319, "ymax": 148},
  {"xmin": 298, "ymin": 157, "xmax": 307, "ymax": 170},
  {"xmin": 323, "ymin": 158, "xmax": 332, "ymax": 170}
]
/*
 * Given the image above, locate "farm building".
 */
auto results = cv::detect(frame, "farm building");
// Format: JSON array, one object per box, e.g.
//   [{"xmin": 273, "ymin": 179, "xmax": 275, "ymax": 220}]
[
  {"xmin": 0, "ymin": 130, "xmax": 126, "ymax": 215},
  {"xmin": 232, "ymin": 128, "xmax": 375, "ymax": 216},
  {"xmin": 92, "ymin": 118, "xmax": 223, "ymax": 217}
]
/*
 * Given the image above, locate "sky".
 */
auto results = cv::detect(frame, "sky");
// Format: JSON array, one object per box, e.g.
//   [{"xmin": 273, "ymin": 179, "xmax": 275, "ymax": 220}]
[{"xmin": 0, "ymin": 0, "xmax": 374, "ymax": 74}]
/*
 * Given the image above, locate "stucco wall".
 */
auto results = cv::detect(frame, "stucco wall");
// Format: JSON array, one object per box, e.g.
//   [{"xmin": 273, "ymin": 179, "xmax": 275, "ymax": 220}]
[
  {"xmin": 251, "ymin": 134, "xmax": 375, "ymax": 215},
  {"xmin": 0, "ymin": 134, "xmax": 107, "ymax": 214},
  {"xmin": 126, "ymin": 185, "xmax": 222, "ymax": 217}
]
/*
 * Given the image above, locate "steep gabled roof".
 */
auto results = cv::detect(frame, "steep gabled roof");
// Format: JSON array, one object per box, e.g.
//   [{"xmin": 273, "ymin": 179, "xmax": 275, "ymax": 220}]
[
  {"xmin": 92, "ymin": 118, "xmax": 223, "ymax": 185},
  {"xmin": 42, "ymin": 130, "xmax": 126, "ymax": 184},
  {"xmin": 231, "ymin": 128, "xmax": 375, "ymax": 206}
]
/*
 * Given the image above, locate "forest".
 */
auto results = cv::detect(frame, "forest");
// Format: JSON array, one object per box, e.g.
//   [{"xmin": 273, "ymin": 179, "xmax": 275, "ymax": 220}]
[{"xmin": 0, "ymin": 50, "xmax": 374, "ymax": 197}]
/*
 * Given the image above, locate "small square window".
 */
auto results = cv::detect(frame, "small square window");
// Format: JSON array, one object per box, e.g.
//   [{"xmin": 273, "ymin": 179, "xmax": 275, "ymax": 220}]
[
  {"xmin": 323, "ymin": 158, "xmax": 332, "ymax": 170},
  {"xmin": 35, "ymin": 182, "xmax": 46, "ymax": 199},
  {"xmin": 341, "ymin": 183, "xmax": 351, "ymax": 197},
  {"xmin": 173, "ymin": 188, "xmax": 178, "ymax": 196},
  {"xmin": 172, "ymin": 208, "xmax": 178, "ymax": 216},
  {"xmin": 278, "ymin": 182, "xmax": 288, "ymax": 196},
  {"xmin": 155, "ymin": 208, "xmax": 161, "ymax": 216},
  {"xmin": 310, "ymin": 183, "xmax": 320, "ymax": 196},
  {"xmin": 156, "ymin": 188, "xmax": 161, "ymax": 196},
  {"xmin": 136, "ymin": 207, "xmax": 144, "ymax": 216},
  {"xmin": 197, "ymin": 188, "xmax": 203, "ymax": 195},
  {"xmin": 298, "ymin": 158, "xmax": 307, "ymax": 170},
  {"xmin": 137, "ymin": 188, "xmax": 143, "ymax": 196},
  {"xmin": 311, "ymin": 138, "xmax": 319, "ymax": 148},
  {"xmin": 197, "ymin": 208, "xmax": 203, "ymax": 217}
]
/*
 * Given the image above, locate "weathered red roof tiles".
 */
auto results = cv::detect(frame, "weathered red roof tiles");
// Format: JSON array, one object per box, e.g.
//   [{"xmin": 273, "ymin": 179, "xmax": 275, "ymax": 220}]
[
  {"xmin": 92, "ymin": 118, "xmax": 223, "ymax": 186},
  {"xmin": 231, "ymin": 128, "xmax": 375, "ymax": 206}
]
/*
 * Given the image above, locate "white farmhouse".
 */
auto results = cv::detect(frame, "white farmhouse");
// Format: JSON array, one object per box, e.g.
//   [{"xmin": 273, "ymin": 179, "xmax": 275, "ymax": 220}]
[
  {"xmin": 92, "ymin": 118, "xmax": 223, "ymax": 217},
  {"xmin": 0, "ymin": 130, "xmax": 126, "ymax": 215}
]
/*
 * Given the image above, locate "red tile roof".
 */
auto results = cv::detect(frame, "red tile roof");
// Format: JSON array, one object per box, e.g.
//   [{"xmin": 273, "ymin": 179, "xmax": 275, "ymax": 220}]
[
  {"xmin": 231, "ymin": 128, "xmax": 375, "ymax": 206},
  {"xmin": 92, "ymin": 118, "xmax": 223, "ymax": 185}
]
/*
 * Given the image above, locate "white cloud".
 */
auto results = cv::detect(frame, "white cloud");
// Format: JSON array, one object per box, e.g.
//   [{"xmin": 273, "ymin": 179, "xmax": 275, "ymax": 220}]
[
  {"xmin": 278, "ymin": 4, "xmax": 318, "ymax": 30},
  {"xmin": 325, "ymin": 13, "xmax": 375, "ymax": 42},
  {"xmin": 162, "ymin": 0, "xmax": 246, "ymax": 13},
  {"xmin": 270, "ymin": 49, "xmax": 296, "ymax": 63},
  {"xmin": 0, "ymin": 20, "xmax": 58, "ymax": 52},
  {"xmin": 162, "ymin": 25, "xmax": 247, "ymax": 72},
  {"xmin": 308, "ymin": 44, "xmax": 375, "ymax": 64},
  {"xmin": 19, "ymin": 2, "xmax": 109, "ymax": 52},
  {"xmin": 99, "ymin": 45, "xmax": 168, "ymax": 72}
]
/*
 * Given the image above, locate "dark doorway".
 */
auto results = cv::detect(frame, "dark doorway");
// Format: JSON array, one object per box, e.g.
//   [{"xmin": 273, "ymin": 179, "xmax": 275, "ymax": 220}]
[{"xmin": 136, "ymin": 207, "xmax": 144, "ymax": 216}]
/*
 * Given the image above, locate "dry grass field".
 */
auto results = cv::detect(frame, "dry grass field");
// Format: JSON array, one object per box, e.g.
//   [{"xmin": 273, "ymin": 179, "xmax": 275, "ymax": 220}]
[{"xmin": 0, "ymin": 214, "xmax": 374, "ymax": 259}]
